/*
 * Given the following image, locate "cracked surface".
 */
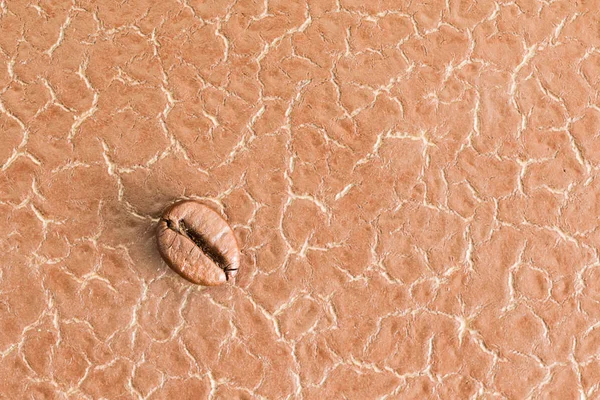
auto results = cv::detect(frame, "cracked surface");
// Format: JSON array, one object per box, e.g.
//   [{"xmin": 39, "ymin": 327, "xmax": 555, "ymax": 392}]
[{"xmin": 1, "ymin": 0, "xmax": 600, "ymax": 398}]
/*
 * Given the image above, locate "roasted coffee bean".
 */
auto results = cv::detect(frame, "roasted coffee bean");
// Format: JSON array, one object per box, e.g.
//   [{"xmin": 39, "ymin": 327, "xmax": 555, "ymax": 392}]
[{"xmin": 156, "ymin": 200, "xmax": 240, "ymax": 286}]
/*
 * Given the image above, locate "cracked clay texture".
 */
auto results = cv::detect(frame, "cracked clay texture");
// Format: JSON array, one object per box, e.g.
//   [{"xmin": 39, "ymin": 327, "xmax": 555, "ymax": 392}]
[{"xmin": 3, "ymin": 0, "xmax": 600, "ymax": 399}]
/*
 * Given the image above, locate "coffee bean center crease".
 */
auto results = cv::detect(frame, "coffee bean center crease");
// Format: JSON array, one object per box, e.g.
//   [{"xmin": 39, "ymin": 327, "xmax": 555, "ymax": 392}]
[
  {"xmin": 156, "ymin": 201, "xmax": 241, "ymax": 286},
  {"xmin": 165, "ymin": 218, "xmax": 234, "ymax": 279}
]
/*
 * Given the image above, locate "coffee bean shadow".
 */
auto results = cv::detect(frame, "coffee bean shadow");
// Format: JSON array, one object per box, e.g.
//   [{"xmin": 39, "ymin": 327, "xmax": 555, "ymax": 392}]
[
  {"xmin": 100, "ymin": 197, "xmax": 243, "ymax": 291},
  {"xmin": 97, "ymin": 199, "xmax": 175, "ymax": 283}
]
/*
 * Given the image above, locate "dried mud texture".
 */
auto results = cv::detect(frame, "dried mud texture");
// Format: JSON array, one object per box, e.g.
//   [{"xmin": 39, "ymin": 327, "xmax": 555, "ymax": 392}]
[{"xmin": 2, "ymin": 0, "xmax": 600, "ymax": 399}]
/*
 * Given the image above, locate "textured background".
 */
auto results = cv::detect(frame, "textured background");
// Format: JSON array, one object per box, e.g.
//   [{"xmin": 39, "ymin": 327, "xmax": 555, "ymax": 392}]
[{"xmin": 2, "ymin": 0, "xmax": 600, "ymax": 398}]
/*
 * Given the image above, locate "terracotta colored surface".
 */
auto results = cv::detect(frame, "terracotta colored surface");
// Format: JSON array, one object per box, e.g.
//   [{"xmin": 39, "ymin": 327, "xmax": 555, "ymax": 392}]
[{"xmin": 1, "ymin": 0, "xmax": 600, "ymax": 398}]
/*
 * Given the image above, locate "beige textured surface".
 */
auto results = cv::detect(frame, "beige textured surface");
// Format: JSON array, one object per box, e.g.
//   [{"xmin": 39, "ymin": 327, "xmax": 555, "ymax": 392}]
[{"xmin": 1, "ymin": 0, "xmax": 600, "ymax": 398}]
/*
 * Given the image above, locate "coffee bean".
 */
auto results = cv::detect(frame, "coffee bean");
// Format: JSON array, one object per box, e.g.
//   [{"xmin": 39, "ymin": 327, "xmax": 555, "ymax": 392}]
[{"xmin": 156, "ymin": 200, "xmax": 240, "ymax": 286}]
